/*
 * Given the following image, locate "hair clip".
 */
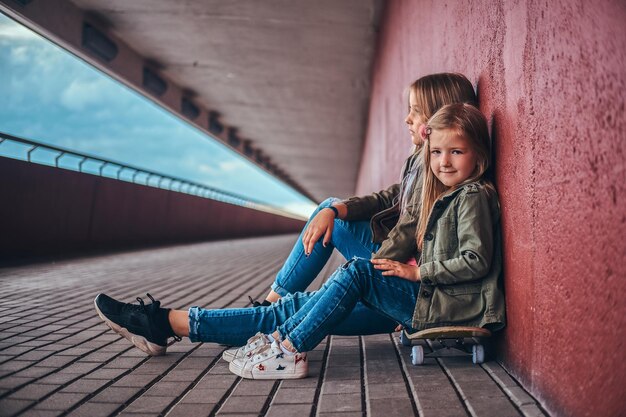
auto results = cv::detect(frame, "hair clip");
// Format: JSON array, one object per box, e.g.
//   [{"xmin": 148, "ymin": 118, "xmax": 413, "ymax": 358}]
[{"xmin": 418, "ymin": 124, "xmax": 432, "ymax": 140}]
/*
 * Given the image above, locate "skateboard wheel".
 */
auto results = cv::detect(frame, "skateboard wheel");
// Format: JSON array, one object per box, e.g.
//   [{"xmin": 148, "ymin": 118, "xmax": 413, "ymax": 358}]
[
  {"xmin": 472, "ymin": 344, "xmax": 485, "ymax": 364},
  {"xmin": 411, "ymin": 345, "xmax": 424, "ymax": 365},
  {"xmin": 400, "ymin": 331, "xmax": 412, "ymax": 347}
]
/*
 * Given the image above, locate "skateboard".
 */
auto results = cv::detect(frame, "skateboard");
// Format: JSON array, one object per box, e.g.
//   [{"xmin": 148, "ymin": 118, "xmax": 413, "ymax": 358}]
[{"xmin": 399, "ymin": 326, "xmax": 492, "ymax": 365}]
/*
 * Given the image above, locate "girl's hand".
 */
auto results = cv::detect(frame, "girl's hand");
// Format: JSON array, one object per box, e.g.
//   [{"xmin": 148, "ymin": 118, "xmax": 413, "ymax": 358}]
[
  {"xmin": 371, "ymin": 258, "xmax": 421, "ymax": 282},
  {"xmin": 302, "ymin": 208, "xmax": 337, "ymax": 255}
]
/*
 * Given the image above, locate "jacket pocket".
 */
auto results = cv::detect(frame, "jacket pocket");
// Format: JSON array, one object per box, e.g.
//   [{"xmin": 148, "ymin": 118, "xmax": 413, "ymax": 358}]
[
  {"xmin": 434, "ymin": 216, "xmax": 458, "ymax": 256},
  {"xmin": 429, "ymin": 283, "xmax": 484, "ymax": 324}
]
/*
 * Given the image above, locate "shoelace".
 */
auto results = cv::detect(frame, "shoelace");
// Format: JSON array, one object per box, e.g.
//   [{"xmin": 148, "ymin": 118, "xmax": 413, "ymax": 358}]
[
  {"xmin": 253, "ymin": 343, "xmax": 275, "ymax": 360},
  {"xmin": 123, "ymin": 293, "xmax": 181, "ymax": 343},
  {"xmin": 244, "ymin": 333, "xmax": 265, "ymax": 347},
  {"xmin": 118, "ymin": 293, "xmax": 159, "ymax": 315}
]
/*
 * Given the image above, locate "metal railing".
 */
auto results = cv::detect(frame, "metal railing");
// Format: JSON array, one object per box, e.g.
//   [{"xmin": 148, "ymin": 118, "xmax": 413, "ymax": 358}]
[{"xmin": 0, "ymin": 131, "xmax": 306, "ymax": 220}]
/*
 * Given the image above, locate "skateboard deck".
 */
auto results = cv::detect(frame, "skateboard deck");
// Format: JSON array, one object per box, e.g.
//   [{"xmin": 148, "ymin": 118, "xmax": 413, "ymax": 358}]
[{"xmin": 400, "ymin": 326, "xmax": 492, "ymax": 365}]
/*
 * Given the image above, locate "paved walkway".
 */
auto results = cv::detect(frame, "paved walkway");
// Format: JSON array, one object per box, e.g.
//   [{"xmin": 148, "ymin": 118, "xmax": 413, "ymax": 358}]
[{"xmin": 0, "ymin": 235, "xmax": 548, "ymax": 417}]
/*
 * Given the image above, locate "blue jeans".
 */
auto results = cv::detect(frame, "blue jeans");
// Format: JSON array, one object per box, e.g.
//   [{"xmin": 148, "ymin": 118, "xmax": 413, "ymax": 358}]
[
  {"xmin": 188, "ymin": 258, "xmax": 419, "ymax": 350},
  {"xmin": 271, "ymin": 197, "xmax": 380, "ymax": 296},
  {"xmin": 188, "ymin": 288, "xmax": 398, "ymax": 346},
  {"xmin": 276, "ymin": 258, "xmax": 420, "ymax": 352}
]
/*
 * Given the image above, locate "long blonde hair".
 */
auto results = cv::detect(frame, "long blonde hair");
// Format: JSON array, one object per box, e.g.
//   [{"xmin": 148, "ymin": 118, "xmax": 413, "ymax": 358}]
[
  {"xmin": 416, "ymin": 103, "xmax": 494, "ymax": 249},
  {"xmin": 408, "ymin": 73, "xmax": 477, "ymax": 153},
  {"xmin": 399, "ymin": 73, "xmax": 479, "ymax": 213}
]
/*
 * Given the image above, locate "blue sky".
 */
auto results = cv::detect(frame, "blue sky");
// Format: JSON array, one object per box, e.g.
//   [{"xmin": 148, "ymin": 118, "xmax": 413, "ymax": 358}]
[{"xmin": 0, "ymin": 13, "xmax": 316, "ymax": 218}]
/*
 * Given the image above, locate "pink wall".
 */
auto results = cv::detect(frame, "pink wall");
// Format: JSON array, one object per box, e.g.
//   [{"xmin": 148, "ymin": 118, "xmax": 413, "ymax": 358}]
[
  {"xmin": 361, "ymin": 1, "xmax": 625, "ymax": 416},
  {"xmin": 0, "ymin": 158, "xmax": 305, "ymax": 260}
]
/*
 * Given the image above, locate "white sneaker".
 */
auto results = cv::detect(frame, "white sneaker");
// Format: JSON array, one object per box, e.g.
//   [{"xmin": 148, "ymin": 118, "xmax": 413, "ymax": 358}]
[
  {"xmin": 222, "ymin": 332, "xmax": 270, "ymax": 363},
  {"xmin": 229, "ymin": 340, "xmax": 308, "ymax": 379}
]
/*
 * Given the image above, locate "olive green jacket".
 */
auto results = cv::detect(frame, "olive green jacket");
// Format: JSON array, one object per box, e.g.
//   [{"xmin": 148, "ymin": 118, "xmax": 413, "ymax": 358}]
[
  {"xmin": 341, "ymin": 152, "xmax": 422, "ymax": 262},
  {"xmin": 412, "ymin": 182, "xmax": 506, "ymax": 331}
]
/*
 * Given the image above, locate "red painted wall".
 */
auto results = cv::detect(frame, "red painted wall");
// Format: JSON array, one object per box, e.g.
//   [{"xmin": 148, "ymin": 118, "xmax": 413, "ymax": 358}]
[
  {"xmin": 361, "ymin": 1, "xmax": 625, "ymax": 416},
  {"xmin": 0, "ymin": 158, "xmax": 305, "ymax": 260}
]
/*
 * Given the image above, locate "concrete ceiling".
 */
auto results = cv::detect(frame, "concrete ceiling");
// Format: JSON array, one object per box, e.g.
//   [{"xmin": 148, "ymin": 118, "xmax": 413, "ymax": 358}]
[{"xmin": 65, "ymin": 0, "xmax": 385, "ymax": 202}]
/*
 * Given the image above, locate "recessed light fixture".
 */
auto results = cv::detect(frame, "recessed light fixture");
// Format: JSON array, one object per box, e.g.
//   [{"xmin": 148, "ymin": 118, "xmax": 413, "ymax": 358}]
[
  {"xmin": 228, "ymin": 128, "xmax": 241, "ymax": 148},
  {"xmin": 82, "ymin": 23, "xmax": 118, "ymax": 62},
  {"xmin": 209, "ymin": 111, "xmax": 224, "ymax": 135},
  {"xmin": 142, "ymin": 67, "xmax": 167, "ymax": 96},
  {"xmin": 243, "ymin": 140, "xmax": 254, "ymax": 157},
  {"xmin": 181, "ymin": 97, "xmax": 199, "ymax": 119}
]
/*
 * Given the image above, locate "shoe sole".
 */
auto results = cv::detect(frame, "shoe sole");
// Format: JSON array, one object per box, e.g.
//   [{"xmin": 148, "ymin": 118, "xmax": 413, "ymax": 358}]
[
  {"xmin": 222, "ymin": 350, "xmax": 236, "ymax": 363},
  {"xmin": 94, "ymin": 296, "xmax": 166, "ymax": 356},
  {"xmin": 228, "ymin": 360, "xmax": 308, "ymax": 379}
]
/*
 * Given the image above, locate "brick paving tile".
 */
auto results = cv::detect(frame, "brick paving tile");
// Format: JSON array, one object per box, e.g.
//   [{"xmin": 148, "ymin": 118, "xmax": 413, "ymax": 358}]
[
  {"xmin": 143, "ymin": 381, "xmax": 188, "ymax": 397},
  {"xmin": 100, "ymin": 357, "xmax": 144, "ymax": 369},
  {"xmin": 12, "ymin": 351, "xmax": 51, "ymax": 361},
  {"xmin": 82, "ymin": 367, "xmax": 128, "ymax": 380},
  {"xmin": 271, "ymin": 387, "xmax": 316, "ymax": 404},
  {"xmin": 0, "ymin": 361, "xmax": 35, "ymax": 374},
  {"xmin": 18, "ymin": 409, "xmax": 59, "ymax": 417},
  {"xmin": 31, "ymin": 392, "xmax": 87, "ymax": 410},
  {"xmin": 367, "ymin": 382, "xmax": 408, "ymax": 399},
  {"xmin": 150, "ymin": 370, "xmax": 196, "ymax": 383},
  {"xmin": 194, "ymin": 373, "xmax": 238, "ymax": 389},
  {"xmin": 321, "ymin": 379, "xmax": 360, "ymax": 395},
  {"xmin": 318, "ymin": 392, "xmax": 362, "ymax": 413},
  {"xmin": 216, "ymin": 414, "xmax": 258, "ymax": 417},
  {"xmin": 8, "ymin": 383, "xmax": 58, "ymax": 400},
  {"xmin": 179, "ymin": 387, "xmax": 225, "ymax": 403},
  {"xmin": 233, "ymin": 379, "xmax": 275, "ymax": 395},
  {"xmin": 0, "ymin": 398, "xmax": 34, "ymax": 415},
  {"xmin": 89, "ymin": 386, "xmax": 141, "ymax": 404},
  {"xmin": 122, "ymin": 394, "xmax": 176, "ymax": 413},
  {"xmin": 108, "ymin": 374, "xmax": 152, "ymax": 388},
  {"xmin": 0, "ymin": 375, "xmax": 35, "ymax": 389},
  {"xmin": 279, "ymin": 375, "xmax": 319, "ymax": 389},
  {"xmin": 421, "ymin": 407, "xmax": 468, "ymax": 417},
  {"xmin": 167, "ymin": 402, "xmax": 214, "ymax": 417},
  {"xmin": 61, "ymin": 378, "xmax": 110, "ymax": 393},
  {"xmin": 323, "ymin": 365, "xmax": 361, "ymax": 381},
  {"xmin": 116, "ymin": 413, "xmax": 155, "ymax": 417},
  {"xmin": 265, "ymin": 403, "xmax": 313, "ymax": 417},
  {"xmin": 369, "ymin": 398, "xmax": 417, "ymax": 417},
  {"xmin": 36, "ymin": 372, "xmax": 79, "ymax": 385},
  {"xmin": 217, "ymin": 393, "xmax": 268, "ymax": 414},
  {"xmin": 65, "ymin": 401, "xmax": 120, "ymax": 417},
  {"xmin": 59, "ymin": 361, "xmax": 102, "ymax": 375},
  {"xmin": 468, "ymin": 396, "xmax": 523, "ymax": 417}
]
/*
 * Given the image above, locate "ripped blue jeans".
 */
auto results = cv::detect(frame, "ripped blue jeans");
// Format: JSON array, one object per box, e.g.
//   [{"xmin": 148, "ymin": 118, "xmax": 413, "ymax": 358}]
[
  {"xmin": 188, "ymin": 259, "xmax": 420, "ymax": 350},
  {"xmin": 271, "ymin": 197, "xmax": 380, "ymax": 296}
]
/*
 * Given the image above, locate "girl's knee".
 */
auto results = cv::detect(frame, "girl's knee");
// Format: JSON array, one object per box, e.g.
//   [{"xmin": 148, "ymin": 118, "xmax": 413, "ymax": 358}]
[
  {"xmin": 346, "ymin": 257, "xmax": 375, "ymax": 273},
  {"xmin": 308, "ymin": 197, "xmax": 340, "ymax": 221},
  {"xmin": 319, "ymin": 197, "xmax": 339, "ymax": 209},
  {"xmin": 337, "ymin": 258, "xmax": 374, "ymax": 285}
]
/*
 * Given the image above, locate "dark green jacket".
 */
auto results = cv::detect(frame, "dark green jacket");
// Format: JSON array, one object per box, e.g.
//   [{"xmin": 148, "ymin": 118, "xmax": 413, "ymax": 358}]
[
  {"xmin": 413, "ymin": 182, "xmax": 506, "ymax": 331},
  {"xmin": 341, "ymin": 152, "xmax": 422, "ymax": 262}
]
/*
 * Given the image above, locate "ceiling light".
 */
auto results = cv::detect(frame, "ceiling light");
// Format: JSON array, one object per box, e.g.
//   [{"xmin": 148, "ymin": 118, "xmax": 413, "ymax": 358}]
[
  {"xmin": 181, "ymin": 97, "xmax": 199, "ymax": 119},
  {"xmin": 82, "ymin": 23, "xmax": 118, "ymax": 62},
  {"xmin": 142, "ymin": 67, "xmax": 167, "ymax": 96}
]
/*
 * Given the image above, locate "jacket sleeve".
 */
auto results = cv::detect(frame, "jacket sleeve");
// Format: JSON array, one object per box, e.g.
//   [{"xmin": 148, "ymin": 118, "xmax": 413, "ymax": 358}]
[
  {"xmin": 372, "ymin": 200, "xmax": 419, "ymax": 262},
  {"xmin": 340, "ymin": 183, "xmax": 400, "ymax": 221},
  {"xmin": 419, "ymin": 189, "xmax": 495, "ymax": 286}
]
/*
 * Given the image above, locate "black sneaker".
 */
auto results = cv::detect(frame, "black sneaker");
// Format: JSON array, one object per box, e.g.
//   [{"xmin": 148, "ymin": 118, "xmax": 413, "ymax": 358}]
[
  {"xmin": 94, "ymin": 293, "xmax": 179, "ymax": 356},
  {"xmin": 248, "ymin": 296, "xmax": 271, "ymax": 307}
]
